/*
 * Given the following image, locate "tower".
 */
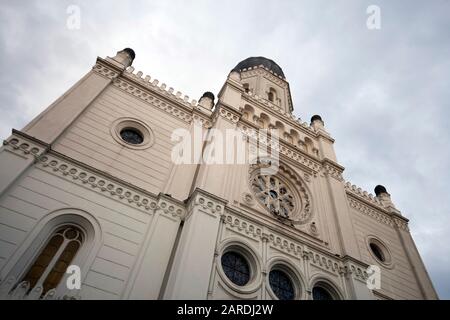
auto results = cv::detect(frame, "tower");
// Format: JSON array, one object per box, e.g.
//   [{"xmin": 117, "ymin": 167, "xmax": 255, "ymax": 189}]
[{"xmin": 0, "ymin": 49, "xmax": 438, "ymax": 300}]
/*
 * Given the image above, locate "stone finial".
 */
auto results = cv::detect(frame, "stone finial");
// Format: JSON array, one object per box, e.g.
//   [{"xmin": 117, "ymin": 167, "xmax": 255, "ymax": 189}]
[
  {"xmin": 374, "ymin": 185, "xmax": 388, "ymax": 197},
  {"xmin": 310, "ymin": 115, "xmax": 325, "ymax": 131},
  {"xmin": 374, "ymin": 185, "xmax": 398, "ymax": 211},
  {"xmin": 198, "ymin": 92, "xmax": 215, "ymax": 110},
  {"xmin": 111, "ymin": 48, "xmax": 136, "ymax": 68}
]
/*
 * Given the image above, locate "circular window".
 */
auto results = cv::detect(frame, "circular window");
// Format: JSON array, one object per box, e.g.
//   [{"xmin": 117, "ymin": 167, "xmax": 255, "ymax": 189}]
[
  {"xmin": 367, "ymin": 237, "xmax": 392, "ymax": 266},
  {"xmin": 221, "ymin": 252, "xmax": 251, "ymax": 286},
  {"xmin": 370, "ymin": 243, "xmax": 385, "ymax": 262},
  {"xmin": 249, "ymin": 165, "xmax": 313, "ymax": 225},
  {"xmin": 252, "ymin": 175, "xmax": 295, "ymax": 219},
  {"xmin": 120, "ymin": 128, "xmax": 144, "ymax": 145},
  {"xmin": 312, "ymin": 286, "xmax": 334, "ymax": 300},
  {"xmin": 111, "ymin": 118, "xmax": 154, "ymax": 150},
  {"xmin": 269, "ymin": 269, "xmax": 295, "ymax": 300}
]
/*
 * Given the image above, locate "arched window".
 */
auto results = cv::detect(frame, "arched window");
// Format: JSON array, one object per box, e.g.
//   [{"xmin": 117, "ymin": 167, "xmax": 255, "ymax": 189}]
[
  {"xmin": 312, "ymin": 281, "xmax": 340, "ymax": 300},
  {"xmin": 268, "ymin": 88, "xmax": 277, "ymax": 103},
  {"xmin": 21, "ymin": 225, "xmax": 84, "ymax": 296},
  {"xmin": 269, "ymin": 269, "xmax": 295, "ymax": 300}
]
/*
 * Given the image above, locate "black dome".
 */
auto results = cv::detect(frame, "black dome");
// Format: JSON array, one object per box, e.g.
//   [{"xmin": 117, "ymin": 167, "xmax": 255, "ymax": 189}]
[
  {"xmin": 232, "ymin": 57, "xmax": 285, "ymax": 78},
  {"xmin": 374, "ymin": 185, "xmax": 388, "ymax": 196}
]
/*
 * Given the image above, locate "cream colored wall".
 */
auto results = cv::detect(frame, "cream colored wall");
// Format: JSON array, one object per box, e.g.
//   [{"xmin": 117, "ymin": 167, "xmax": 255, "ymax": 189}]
[
  {"xmin": 52, "ymin": 85, "xmax": 189, "ymax": 197},
  {"xmin": 348, "ymin": 198, "xmax": 423, "ymax": 299},
  {"xmin": 0, "ymin": 134, "xmax": 184, "ymax": 300}
]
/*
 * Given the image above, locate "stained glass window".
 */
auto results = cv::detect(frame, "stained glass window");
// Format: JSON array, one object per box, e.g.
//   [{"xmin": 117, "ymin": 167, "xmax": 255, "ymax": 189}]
[
  {"xmin": 21, "ymin": 226, "xmax": 83, "ymax": 296},
  {"xmin": 269, "ymin": 269, "xmax": 295, "ymax": 300},
  {"xmin": 221, "ymin": 252, "xmax": 250, "ymax": 286}
]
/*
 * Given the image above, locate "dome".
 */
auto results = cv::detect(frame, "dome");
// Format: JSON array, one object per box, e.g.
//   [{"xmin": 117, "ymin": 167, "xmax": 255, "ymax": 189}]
[{"xmin": 232, "ymin": 57, "xmax": 285, "ymax": 78}]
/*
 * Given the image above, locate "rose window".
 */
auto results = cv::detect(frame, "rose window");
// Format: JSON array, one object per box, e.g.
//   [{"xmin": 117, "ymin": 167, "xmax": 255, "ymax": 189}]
[
  {"xmin": 251, "ymin": 175, "xmax": 296, "ymax": 219},
  {"xmin": 250, "ymin": 169, "xmax": 313, "ymax": 224}
]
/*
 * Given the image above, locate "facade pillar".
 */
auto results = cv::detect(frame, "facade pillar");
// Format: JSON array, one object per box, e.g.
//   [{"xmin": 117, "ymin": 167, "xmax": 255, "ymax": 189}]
[{"xmin": 163, "ymin": 189, "xmax": 226, "ymax": 299}]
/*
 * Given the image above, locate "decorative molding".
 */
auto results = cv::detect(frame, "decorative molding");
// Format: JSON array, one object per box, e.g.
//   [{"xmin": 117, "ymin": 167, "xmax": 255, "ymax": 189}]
[
  {"xmin": 342, "ymin": 259, "xmax": 369, "ymax": 283},
  {"xmin": 213, "ymin": 104, "xmax": 241, "ymax": 125},
  {"xmin": 392, "ymin": 216, "xmax": 409, "ymax": 231},
  {"xmin": 322, "ymin": 161, "xmax": 344, "ymax": 181},
  {"xmin": 92, "ymin": 61, "xmax": 120, "ymax": 80},
  {"xmin": 3, "ymin": 133, "xmax": 48, "ymax": 160},
  {"xmin": 241, "ymin": 192, "xmax": 255, "ymax": 206},
  {"xmin": 307, "ymin": 250, "xmax": 341, "ymax": 275},
  {"xmin": 112, "ymin": 77, "xmax": 193, "ymax": 124},
  {"xmin": 345, "ymin": 181, "xmax": 384, "ymax": 208},
  {"xmin": 34, "ymin": 151, "xmax": 185, "ymax": 219},
  {"xmin": 348, "ymin": 198, "xmax": 395, "ymax": 228},
  {"xmin": 187, "ymin": 188, "xmax": 226, "ymax": 217}
]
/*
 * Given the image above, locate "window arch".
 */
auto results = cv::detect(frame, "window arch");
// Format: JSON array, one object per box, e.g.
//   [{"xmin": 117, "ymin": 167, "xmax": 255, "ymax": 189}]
[
  {"xmin": 21, "ymin": 225, "xmax": 84, "ymax": 296},
  {"xmin": 1, "ymin": 210, "xmax": 101, "ymax": 300},
  {"xmin": 311, "ymin": 280, "xmax": 342, "ymax": 300}
]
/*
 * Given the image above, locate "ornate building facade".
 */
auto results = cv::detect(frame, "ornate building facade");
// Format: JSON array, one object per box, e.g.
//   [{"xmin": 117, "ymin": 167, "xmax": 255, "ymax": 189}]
[{"xmin": 0, "ymin": 49, "xmax": 438, "ymax": 300}]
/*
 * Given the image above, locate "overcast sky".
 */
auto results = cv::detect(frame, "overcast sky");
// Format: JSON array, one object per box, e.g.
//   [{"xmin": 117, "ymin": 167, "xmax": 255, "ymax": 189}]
[{"xmin": 1, "ymin": 0, "xmax": 449, "ymax": 299}]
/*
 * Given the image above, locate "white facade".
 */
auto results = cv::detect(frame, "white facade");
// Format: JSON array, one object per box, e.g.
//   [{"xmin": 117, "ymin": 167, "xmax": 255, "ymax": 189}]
[{"xmin": 0, "ymin": 49, "xmax": 438, "ymax": 300}]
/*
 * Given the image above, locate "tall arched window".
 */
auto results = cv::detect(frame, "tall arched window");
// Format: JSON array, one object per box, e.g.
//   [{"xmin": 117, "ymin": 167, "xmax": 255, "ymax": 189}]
[{"xmin": 21, "ymin": 225, "xmax": 84, "ymax": 296}]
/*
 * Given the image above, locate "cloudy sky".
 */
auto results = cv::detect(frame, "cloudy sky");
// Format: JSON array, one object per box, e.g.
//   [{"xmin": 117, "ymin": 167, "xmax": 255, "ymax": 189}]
[{"xmin": 1, "ymin": 0, "xmax": 449, "ymax": 298}]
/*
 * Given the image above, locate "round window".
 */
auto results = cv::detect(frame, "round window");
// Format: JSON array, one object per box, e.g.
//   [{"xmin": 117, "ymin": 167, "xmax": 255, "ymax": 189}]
[
  {"xmin": 111, "ymin": 118, "xmax": 154, "ymax": 150},
  {"xmin": 268, "ymin": 269, "xmax": 295, "ymax": 300},
  {"xmin": 368, "ymin": 238, "xmax": 392, "ymax": 266},
  {"xmin": 249, "ymin": 165, "xmax": 313, "ymax": 225},
  {"xmin": 252, "ymin": 175, "xmax": 296, "ymax": 219},
  {"xmin": 221, "ymin": 251, "xmax": 251, "ymax": 286},
  {"xmin": 370, "ymin": 243, "xmax": 385, "ymax": 262},
  {"xmin": 120, "ymin": 128, "xmax": 144, "ymax": 145}
]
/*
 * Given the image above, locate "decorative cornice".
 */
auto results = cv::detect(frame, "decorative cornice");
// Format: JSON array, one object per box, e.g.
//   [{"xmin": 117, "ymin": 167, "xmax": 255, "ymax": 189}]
[
  {"xmin": 3, "ymin": 131, "xmax": 184, "ymax": 220},
  {"xmin": 348, "ymin": 197, "xmax": 395, "ymax": 228},
  {"xmin": 344, "ymin": 181, "xmax": 384, "ymax": 208},
  {"xmin": 186, "ymin": 188, "xmax": 227, "ymax": 217},
  {"xmin": 322, "ymin": 159, "xmax": 345, "ymax": 181},
  {"xmin": 213, "ymin": 103, "xmax": 242, "ymax": 125},
  {"xmin": 2, "ymin": 130, "xmax": 49, "ymax": 160},
  {"xmin": 222, "ymin": 210, "xmax": 352, "ymax": 277},
  {"xmin": 35, "ymin": 153, "xmax": 185, "ymax": 219},
  {"xmin": 92, "ymin": 59, "xmax": 121, "ymax": 80},
  {"xmin": 392, "ymin": 216, "xmax": 409, "ymax": 232}
]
